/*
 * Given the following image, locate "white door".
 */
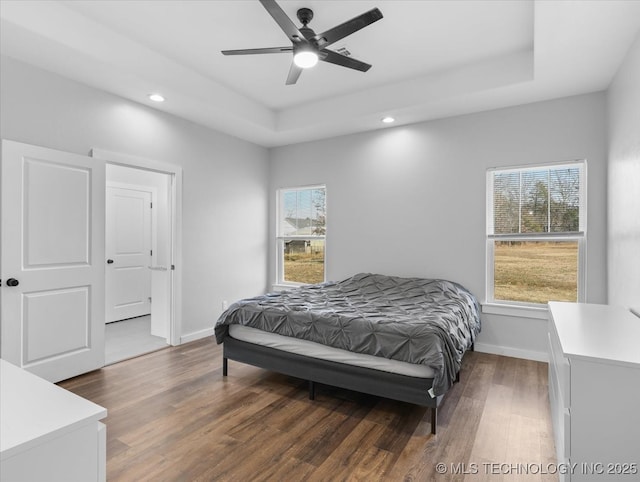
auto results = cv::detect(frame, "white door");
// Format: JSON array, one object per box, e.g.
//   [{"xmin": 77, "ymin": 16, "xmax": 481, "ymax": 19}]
[
  {"xmin": 105, "ymin": 186, "xmax": 152, "ymax": 322},
  {"xmin": 1, "ymin": 140, "xmax": 105, "ymax": 383}
]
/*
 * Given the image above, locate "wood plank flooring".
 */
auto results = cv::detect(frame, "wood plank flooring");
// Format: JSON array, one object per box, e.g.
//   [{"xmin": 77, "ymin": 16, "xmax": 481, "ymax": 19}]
[{"xmin": 60, "ymin": 337, "xmax": 557, "ymax": 481}]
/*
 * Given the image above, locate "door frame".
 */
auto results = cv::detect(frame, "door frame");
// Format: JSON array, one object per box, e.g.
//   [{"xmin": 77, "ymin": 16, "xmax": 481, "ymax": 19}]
[{"xmin": 91, "ymin": 148, "xmax": 182, "ymax": 346}]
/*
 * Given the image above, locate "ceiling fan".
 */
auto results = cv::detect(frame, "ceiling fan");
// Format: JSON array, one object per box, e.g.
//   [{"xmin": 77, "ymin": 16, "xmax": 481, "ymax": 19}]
[{"xmin": 221, "ymin": 0, "xmax": 383, "ymax": 85}]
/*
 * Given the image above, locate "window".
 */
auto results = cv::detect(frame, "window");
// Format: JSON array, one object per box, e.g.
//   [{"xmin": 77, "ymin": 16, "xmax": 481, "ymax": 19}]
[
  {"xmin": 277, "ymin": 185, "xmax": 326, "ymax": 285},
  {"xmin": 486, "ymin": 161, "xmax": 586, "ymax": 307}
]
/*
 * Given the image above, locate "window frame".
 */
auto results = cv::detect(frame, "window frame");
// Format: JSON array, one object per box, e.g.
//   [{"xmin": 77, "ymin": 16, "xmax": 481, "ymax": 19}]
[
  {"xmin": 275, "ymin": 184, "xmax": 327, "ymax": 287},
  {"xmin": 485, "ymin": 160, "xmax": 587, "ymax": 313}
]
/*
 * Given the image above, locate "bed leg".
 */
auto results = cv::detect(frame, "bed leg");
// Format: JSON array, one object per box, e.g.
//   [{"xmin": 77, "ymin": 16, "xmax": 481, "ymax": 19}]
[
  {"xmin": 455, "ymin": 371, "xmax": 460, "ymax": 383},
  {"xmin": 431, "ymin": 407, "xmax": 437, "ymax": 435},
  {"xmin": 308, "ymin": 380, "xmax": 315, "ymax": 400},
  {"xmin": 471, "ymin": 342, "xmax": 475, "ymax": 352},
  {"xmin": 222, "ymin": 357, "xmax": 228, "ymax": 377}
]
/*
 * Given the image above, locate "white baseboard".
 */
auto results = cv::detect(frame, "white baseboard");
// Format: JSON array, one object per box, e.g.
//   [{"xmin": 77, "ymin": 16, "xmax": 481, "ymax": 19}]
[
  {"xmin": 180, "ymin": 327, "xmax": 215, "ymax": 344},
  {"xmin": 474, "ymin": 342, "xmax": 548, "ymax": 363}
]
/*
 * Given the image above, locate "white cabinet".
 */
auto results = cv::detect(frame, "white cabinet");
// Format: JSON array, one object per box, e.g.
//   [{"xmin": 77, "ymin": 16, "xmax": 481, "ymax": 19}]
[
  {"xmin": 548, "ymin": 302, "xmax": 640, "ymax": 481},
  {"xmin": 0, "ymin": 359, "xmax": 107, "ymax": 482}
]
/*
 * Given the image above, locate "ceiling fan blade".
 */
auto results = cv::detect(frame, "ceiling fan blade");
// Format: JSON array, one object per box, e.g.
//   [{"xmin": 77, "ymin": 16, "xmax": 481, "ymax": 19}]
[
  {"xmin": 286, "ymin": 62, "xmax": 303, "ymax": 85},
  {"xmin": 320, "ymin": 49, "xmax": 372, "ymax": 72},
  {"xmin": 313, "ymin": 8, "xmax": 383, "ymax": 48},
  {"xmin": 259, "ymin": 0, "xmax": 306, "ymax": 44},
  {"xmin": 221, "ymin": 47, "xmax": 293, "ymax": 55}
]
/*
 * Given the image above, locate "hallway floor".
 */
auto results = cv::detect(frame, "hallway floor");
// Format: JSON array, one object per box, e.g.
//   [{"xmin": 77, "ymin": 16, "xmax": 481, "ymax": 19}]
[{"xmin": 105, "ymin": 315, "xmax": 168, "ymax": 365}]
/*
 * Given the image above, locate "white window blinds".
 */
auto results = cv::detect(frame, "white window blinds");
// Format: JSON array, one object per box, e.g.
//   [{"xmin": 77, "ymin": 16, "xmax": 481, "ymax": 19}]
[{"xmin": 489, "ymin": 162, "xmax": 584, "ymax": 237}]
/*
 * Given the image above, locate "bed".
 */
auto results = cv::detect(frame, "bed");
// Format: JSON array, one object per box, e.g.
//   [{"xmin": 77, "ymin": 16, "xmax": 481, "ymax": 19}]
[{"xmin": 215, "ymin": 273, "xmax": 481, "ymax": 434}]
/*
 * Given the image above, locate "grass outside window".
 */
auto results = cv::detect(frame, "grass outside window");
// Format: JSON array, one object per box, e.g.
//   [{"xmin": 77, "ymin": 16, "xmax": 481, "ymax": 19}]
[
  {"xmin": 493, "ymin": 241, "xmax": 578, "ymax": 304},
  {"xmin": 283, "ymin": 242, "xmax": 325, "ymax": 285}
]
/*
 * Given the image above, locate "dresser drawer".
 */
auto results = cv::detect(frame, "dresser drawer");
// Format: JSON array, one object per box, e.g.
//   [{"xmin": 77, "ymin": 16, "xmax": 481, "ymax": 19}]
[
  {"xmin": 563, "ymin": 408, "xmax": 571, "ymax": 458},
  {"xmin": 560, "ymin": 458, "xmax": 572, "ymax": 482},
  {"xmin": 548, "ymin": 323, "xmax": 571, "ymax": 408}
]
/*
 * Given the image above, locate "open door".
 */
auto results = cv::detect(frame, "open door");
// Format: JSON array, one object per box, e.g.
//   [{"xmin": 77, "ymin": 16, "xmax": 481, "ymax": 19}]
[{"xmin": 1, "ymin": 140, "xmax": 105, "ymax": 382}]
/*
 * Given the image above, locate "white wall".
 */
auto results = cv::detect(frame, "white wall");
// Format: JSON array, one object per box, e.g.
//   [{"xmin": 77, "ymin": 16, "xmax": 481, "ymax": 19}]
[
  {"xmin": 0, "ymin": 54, "xmax": 616, "ymax": 360},
  {"xmin": 607, "ymin": 33, "xmax": 640, "ymax": 315},
  {"xmin": 270, "ymin": 93, "xmax": 608, "ymax": 361},
  {"xmin": 0, "ymin": 56, "xmax": 269, "ymax": 339}
]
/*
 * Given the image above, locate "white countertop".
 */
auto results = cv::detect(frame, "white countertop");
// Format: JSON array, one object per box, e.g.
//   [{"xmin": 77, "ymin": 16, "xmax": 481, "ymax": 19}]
[
  {"xmin": 0, "ymin": 359, "xmax": 107, "ymax": 460},
  {"xmin": 548, "ymin": 302, "xmax": 640, "ymax": 368}
]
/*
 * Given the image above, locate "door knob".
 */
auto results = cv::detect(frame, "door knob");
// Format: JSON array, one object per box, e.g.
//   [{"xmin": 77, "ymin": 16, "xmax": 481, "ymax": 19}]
[
  {"xmin": 107, "ymin": 259, "xmax": 114, "ymax": 264},
  {"xmin": 6, "ymin": 278, "xmax": 19, "ymax": 287}
]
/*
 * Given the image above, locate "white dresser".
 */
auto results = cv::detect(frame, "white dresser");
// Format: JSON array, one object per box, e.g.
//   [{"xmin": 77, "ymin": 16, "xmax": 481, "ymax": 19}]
[
  {"xmin": 548, "ymin": 302, "xmax": 640, "ymax": 481},
  {"xmin": 0, "ymin": 359, "xmax": 107, "ymax": 482}
]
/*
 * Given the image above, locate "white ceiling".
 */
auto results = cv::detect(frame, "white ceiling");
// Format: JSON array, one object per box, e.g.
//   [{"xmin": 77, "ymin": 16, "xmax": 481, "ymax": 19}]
[{"xmin": 1, "ymin": 0, "xmax": 639, "ymax": 147}]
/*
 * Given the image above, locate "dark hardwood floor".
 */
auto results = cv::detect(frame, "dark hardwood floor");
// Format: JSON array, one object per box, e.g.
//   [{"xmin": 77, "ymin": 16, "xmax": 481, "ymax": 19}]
[{"xmin": 60, "ymin": 337, "xmax": 557, "ymax": 481}]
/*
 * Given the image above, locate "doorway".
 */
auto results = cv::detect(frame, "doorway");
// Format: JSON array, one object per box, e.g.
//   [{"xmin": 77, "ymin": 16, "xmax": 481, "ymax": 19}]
[
  {"xmin": 0, "ymin": 141, "xmax": 182, "ymax": 382},
  {"xmin": 94, "ymin": 149, "xmax": 183, "ymax": 364}
]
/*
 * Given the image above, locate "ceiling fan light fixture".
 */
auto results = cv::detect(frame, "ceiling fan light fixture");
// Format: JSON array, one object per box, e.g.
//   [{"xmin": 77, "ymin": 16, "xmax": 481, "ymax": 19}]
[
  {"xmin": 293, "ymin": 50, "xmax": 319, "ymax": 69},
  {"xmin": 221, "ymin": 2, "xmax": 383, "ymax": 84}
]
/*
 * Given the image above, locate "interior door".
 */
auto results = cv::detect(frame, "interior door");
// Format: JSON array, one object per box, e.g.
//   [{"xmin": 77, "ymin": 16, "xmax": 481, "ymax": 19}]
[
  {"xmin": 1, "ymin": 140, "xmax": 105, "ymax": 383},
  {"xmin": 105, "ymin": 186, "xmax": 152, "ymax": 322}
]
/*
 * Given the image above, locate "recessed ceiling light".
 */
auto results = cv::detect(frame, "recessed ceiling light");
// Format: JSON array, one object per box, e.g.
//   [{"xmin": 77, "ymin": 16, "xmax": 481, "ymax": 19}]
[
  {"xmin": 148, "ymin": 93, "xmax": 165, "ymax": 102},
  {"xmin": 382, "ymin": 116, "xmax": 395, "ymax": 124}
]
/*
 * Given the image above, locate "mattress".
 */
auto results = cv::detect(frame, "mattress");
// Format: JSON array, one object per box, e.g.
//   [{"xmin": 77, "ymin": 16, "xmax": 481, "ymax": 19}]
[
  {"xmin": 229, "ymin": 324, "xmax": 435, "ymax": 378},
  {"xmin": 216, "ymin": 273, "xmax": 480, "ymax": 395}
]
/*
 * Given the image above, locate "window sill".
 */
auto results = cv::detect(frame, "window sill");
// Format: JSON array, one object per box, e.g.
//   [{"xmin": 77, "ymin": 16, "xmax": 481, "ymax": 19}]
[
  {"xmin": 481, "ymin": 302, "xmax": 549, "ymax": 320},
  {"xmin": 271, "ymin": 283, "xmax": 305, "ymax": 292}
]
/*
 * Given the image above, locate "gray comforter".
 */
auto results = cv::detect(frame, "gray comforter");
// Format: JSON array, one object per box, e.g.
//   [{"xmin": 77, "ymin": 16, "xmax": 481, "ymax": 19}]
[{"xmin": 215, "ymin": 273, "xmax": 481, "ymax": 396}]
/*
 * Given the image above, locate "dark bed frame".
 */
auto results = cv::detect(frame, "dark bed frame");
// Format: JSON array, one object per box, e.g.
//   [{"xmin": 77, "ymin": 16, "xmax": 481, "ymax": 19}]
[{"xmin": 222, "ymin": 337, "xmax": 474, "ymax": 434}]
